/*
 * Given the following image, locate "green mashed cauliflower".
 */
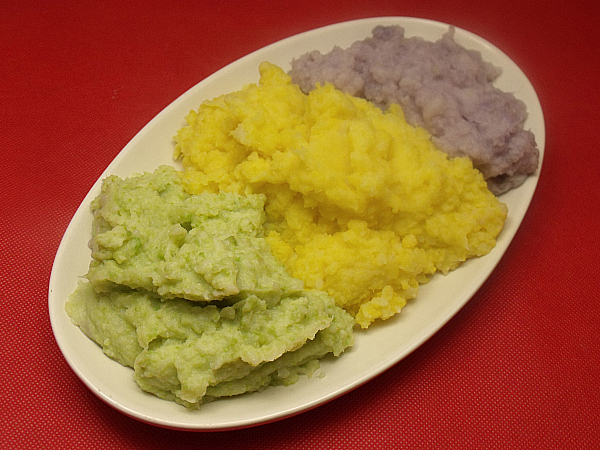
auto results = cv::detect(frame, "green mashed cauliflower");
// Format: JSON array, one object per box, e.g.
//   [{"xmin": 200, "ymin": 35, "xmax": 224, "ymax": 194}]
[
  {"xmin": 66, "ymin": 166, "xmax": 354, "ymax": 409},
  {"xmin": 85, "ymin": 165, "xmax": 302, "ymax": 301}
]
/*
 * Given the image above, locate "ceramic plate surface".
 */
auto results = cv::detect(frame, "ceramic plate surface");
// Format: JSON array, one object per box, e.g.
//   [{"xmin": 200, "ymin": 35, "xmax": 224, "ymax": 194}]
[{"xmin": 49, "ymin": 17, "xmax": 545, "ymax": 431}]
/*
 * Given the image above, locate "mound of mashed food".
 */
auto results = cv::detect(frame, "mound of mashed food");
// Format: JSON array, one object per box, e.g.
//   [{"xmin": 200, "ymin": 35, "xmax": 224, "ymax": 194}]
[
  {"xmin": 66, "ymin": 166, "xmax": 354, "ymax": 408},
  {"xmin": 289, "ymin": 25, "xmax": 540, "ymax": 195},
  {"xmin": 174, "ymin": 62, "xmax": 508, "ymax": 328}
]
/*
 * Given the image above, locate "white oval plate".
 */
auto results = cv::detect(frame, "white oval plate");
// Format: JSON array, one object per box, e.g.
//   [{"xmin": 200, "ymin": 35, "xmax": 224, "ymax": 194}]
[{"xmin": 49, "ymin": 17, "xmax": 544, "ymax": 431}]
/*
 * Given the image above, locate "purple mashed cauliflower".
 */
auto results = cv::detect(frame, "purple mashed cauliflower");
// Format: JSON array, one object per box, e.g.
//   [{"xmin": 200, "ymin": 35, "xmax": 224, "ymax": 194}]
[{"xmin": 289, "ymin": 25, "xmax": 539, "ymax": 195}]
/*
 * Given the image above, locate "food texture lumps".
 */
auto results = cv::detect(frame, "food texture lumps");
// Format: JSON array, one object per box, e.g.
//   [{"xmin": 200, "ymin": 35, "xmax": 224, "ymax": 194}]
[{"xmin": 86, "ymin": 165, "xmax": 302, "ymax": 301}]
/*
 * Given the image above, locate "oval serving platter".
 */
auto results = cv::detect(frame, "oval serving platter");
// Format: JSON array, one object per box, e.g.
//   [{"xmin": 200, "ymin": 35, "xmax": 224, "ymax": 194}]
[{"xmin": 49, "ymin": 16, "xmax": 544, "ymax": 431}]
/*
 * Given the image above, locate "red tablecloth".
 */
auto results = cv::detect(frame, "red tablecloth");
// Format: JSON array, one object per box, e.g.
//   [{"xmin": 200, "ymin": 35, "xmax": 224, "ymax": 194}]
[{"xmin": 2, "ymin": 0, "xmax": 599, "ymax": 448}]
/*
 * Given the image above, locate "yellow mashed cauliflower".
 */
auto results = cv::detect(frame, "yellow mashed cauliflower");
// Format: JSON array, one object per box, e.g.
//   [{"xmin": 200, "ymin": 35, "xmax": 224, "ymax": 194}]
[{"xmin": 175, "ymin": 62, "xmax": 507, "ymax": 328}]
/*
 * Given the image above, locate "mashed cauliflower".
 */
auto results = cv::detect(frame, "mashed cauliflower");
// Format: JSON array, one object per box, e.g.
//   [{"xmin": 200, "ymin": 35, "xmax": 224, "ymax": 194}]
[{"xmin": 175, "ymin": 62, "xmax": 508, "ymax": 328}]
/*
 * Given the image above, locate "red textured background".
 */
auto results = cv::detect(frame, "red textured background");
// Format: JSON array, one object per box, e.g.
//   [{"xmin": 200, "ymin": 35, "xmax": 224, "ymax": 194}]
[{"xmin": 2, "ymin": 0, "xmax": 600, "ymax": 448}]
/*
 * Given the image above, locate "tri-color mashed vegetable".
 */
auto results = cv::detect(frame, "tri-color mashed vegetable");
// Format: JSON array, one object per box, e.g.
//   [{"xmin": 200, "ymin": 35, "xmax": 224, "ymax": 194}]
[{"xmin": 65, "ymin": 26, "xmax": 531, "ymax": 408}]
